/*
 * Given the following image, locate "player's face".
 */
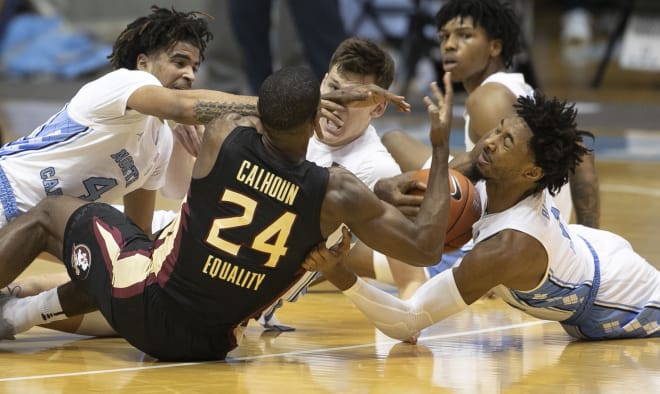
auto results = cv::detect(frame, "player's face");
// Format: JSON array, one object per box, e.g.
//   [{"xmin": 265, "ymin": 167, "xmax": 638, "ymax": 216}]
[
  {"xmin": 474, "ymin": 117, "xmax": 538, "ymax": 182},
  {"xmin": 318, "ymin": 67, "xmax": 384, "ymax": 147},
  {"xmin": 141, "ymin": 41, "xmax": 201, "ymax": 90},
  {"xmin": 438, "ymin": 16, "xmax": 499, "ymax": 85}
]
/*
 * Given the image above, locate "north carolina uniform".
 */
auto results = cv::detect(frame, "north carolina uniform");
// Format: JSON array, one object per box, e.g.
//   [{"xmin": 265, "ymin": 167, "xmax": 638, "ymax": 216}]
[
  {"xmin": 473, "ymin": 182, "xmax": 660, "ymax": 339},
  {"xmin": 0, "ymin": 68, "xmax": 172, "ymax": 226},
  {"xmin": 63, "ymin": 127, "xmax": 329, "ymax": 360},
  {"xmin": 425, "ymin": 72, "xmax": 573, "ymax": 277},
  {"xmin": 307, "ymin": 125, "xmax": 401, "ymax": 190}
]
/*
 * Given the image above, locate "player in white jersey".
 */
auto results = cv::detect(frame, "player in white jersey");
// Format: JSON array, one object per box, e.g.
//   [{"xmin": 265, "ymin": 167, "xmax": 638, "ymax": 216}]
[
  {"xmin": 345, "ymin": 0, "xmax": 599, "ymax": 296},
  {"xmin": 305, "ymin": 91, "xmax": 660, "ymax": 341},
  {"xmin": 0, "ymin": 6, "xmax": 259, "ymax": 235}
]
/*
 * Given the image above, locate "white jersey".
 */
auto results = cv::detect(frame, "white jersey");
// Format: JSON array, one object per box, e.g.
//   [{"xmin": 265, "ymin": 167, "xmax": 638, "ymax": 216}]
[
  {"xmin": 306, "ymin": 124, "xmax": 401, "ymax": 189},
  {"xmin": 0, "ymin": 69, "xmax": 173, "ymax": 226},
  {"xmin": 473, "ymin": 182, "xmax": 660, "ymax": 339},
  {"xmin": 463, "ymin": 72, "xmax": 533, "ymax": 151},
  {"xmin": 258, "ymin": 124, "xmax": 401, "ymax": 327}
]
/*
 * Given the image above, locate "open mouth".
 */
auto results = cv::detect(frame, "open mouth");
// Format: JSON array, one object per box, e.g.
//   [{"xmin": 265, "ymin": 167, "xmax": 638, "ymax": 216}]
[{"xmin": 322, "ymin": 117, "xmax": 343, "ymax": 135}]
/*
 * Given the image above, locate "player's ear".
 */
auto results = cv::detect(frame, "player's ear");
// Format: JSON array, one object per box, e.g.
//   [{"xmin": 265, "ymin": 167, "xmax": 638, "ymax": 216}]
[
  {"xmin": 370, "ymin": 102, "xmax": 388, "ymax": 118},
  {"xmin": 524, "ymin": 165, "xmax": 543, "ymax": 181},
  {"xmin": 489, "ymin": 38, "xmax": 503, "ymax": 59},
  {"xmin": 136, "ymin": 53, "xmax": 149, "ymax": 70}
]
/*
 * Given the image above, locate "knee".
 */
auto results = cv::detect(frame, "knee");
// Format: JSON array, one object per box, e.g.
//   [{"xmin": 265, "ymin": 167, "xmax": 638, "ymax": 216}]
[{"xmin": 381, "ymin": 130, "xmax": 407, "ymax": 150}]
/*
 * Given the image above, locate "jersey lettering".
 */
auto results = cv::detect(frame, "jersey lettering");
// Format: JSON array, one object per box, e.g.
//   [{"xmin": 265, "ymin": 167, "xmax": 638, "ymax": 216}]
[
  {"xmin": 40, "ymin": 167, "xmax": 63, "ymax": 196},
  {"xmin": 111, "ymin": 149, "xmax": 139, "ymax": 186},
  {"xmin": 205, "ymin": 189, "xmax": 297, "ymax": 269},
  {"xmin": 77, "ymin": 177, "xmax": 118, "ymax": 201}
]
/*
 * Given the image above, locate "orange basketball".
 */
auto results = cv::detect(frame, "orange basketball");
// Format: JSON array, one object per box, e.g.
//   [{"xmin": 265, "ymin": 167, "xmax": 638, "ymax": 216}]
[{"xmin": 411, "ymin": 168, "xmax": 482, "ymax": 252}]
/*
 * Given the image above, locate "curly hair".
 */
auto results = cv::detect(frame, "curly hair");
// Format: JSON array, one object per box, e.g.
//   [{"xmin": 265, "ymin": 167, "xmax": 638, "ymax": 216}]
[
  {"xmin": 258, "ymin": 66, "xmax": 320, "ymax": 133},
  {"xmin": 107, "ymin": 5, "xmax": 212, "ymax": 70},
  {"xmin": 435, "ymin": 0, "xmax": 521, "ymax": 68},
  {"xmin": 329, "ymin": 37, "xmax": 395, "ymax": 89},
  {"xmin": 515, "ymin": 92, "xmax": 594, "ymax": 196}
]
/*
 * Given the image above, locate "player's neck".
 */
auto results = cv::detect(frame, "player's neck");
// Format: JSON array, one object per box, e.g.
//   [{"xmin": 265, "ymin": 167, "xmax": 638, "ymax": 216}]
[
  {"xmin": 484, "ymin": 182, "xmax": 534, "ymax": 214},
  {"xmin": 463, "ymin": 60, "xmax": 506, "ymax": 94},
  {"xmin": 261, "ymin": 134, "xmax": 308, "ymax": 166}
]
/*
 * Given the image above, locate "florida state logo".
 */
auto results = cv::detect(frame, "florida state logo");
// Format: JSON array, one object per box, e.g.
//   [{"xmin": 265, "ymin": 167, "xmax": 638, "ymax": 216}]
[{"xmin": 71, "ymin": 244, "xmax": 91, "ymax": 280}]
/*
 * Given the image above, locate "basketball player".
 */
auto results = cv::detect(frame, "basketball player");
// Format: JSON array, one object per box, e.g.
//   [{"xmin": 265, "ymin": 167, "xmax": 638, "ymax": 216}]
[
  {"xmin": 0, "ymin": 6, "xmax": 263, "ymax": 235},
  {"xmin": 345, "ymin": 0, "xmax": 600, "ymax": 296},
  {"xmin": 0, "ymin": 67, "xmax": 455, "ymax": 360},
  {"xmin": 304, "ymin": 91, "xmax": 660, "ymax": 342}
]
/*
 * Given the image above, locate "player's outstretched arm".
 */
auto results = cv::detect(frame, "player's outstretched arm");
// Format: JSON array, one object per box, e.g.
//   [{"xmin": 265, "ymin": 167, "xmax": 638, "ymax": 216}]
[{"xmin": 303, "ymin": 230, "xmax": 467, "ymax": 343}]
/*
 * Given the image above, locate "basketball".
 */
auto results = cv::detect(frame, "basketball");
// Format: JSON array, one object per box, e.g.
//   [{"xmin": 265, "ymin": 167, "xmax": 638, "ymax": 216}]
[{"xmin": 410, "ymin": 168, "xmax": 482, "ymax": 252}]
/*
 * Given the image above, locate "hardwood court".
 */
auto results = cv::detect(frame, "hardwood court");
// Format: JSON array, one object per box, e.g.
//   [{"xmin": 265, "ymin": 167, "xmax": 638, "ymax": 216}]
[{"xmin": 0, "ymin": 159, "xmax": 659, "ymax": 393}]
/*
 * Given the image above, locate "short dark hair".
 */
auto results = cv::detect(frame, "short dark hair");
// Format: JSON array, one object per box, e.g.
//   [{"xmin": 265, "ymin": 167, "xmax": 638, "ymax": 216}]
[
  {"xmin": 515, "ymin": 92, "xmax": 594, "ymax": 196},
  {"xmin": 329, "ymin": 37, "xmax": 395, "ymax": 89},
  {"xmin": 258, "ymin": 66, "xmax": 320, "ymax": 132},
  {"xmin": 435, "ymin": 0, "xmax": 521, "ymax": 68},
  {"xmin": 108, "ymin": 5, "xmax": 212, "ymax": 70}
]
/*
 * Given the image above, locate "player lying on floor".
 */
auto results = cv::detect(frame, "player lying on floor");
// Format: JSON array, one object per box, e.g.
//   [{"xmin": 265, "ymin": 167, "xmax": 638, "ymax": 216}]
[{"xmin": 303, "ymin": 91, "xmax": 660, "ymax": 342}]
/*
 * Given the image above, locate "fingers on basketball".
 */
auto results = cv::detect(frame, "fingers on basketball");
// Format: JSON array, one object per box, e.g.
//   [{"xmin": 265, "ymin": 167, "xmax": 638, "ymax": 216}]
[{"xmin": 409, "ymin": 168, "xmax": 482, "ymax": 252}]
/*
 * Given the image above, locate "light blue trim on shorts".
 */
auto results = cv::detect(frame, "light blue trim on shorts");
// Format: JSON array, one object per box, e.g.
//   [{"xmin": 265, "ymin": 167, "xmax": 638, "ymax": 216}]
[{"xmin": 0, "ymin": 164, "xmax": 19, "ymax": 222}]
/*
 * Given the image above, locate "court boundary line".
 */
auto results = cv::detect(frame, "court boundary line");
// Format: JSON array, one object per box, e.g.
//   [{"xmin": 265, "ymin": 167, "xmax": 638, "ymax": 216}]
[{"xmin": 0, "ymin": 320, "xmax": 551, "ymax": 383}]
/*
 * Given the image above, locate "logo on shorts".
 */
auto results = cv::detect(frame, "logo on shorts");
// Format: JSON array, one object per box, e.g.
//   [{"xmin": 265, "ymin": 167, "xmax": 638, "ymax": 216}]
[{"xmin": 71, "ymin": 244, "xmax": 91, "ymax": 280}]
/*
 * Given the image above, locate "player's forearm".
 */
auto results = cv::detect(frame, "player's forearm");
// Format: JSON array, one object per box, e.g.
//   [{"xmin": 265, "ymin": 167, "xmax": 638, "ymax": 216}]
[
  {"xmin": 343, "ymin": 270, "xmax": 467, "ymax": 341},
  {"xmin": 189, "ymin": 91, "xmax": 258, "ymax": 124},
  {"xmin": 320, "ymin": 263, "xmax": 358, "ymax": 291},
  {"xmin": 570, "ymin": 155, "xmax": 600, "ymax": 228},
  {"xmin": 414, "ymin": 146, "xmax": 451, "ymax": 261}
]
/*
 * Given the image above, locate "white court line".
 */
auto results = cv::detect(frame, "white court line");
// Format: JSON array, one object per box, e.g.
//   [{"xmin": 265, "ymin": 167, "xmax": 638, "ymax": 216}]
[
  {"xmin": 0, "ymin": 320, "xmax": 551, "ymax": 383},
  {"xmin": 601, "ymin": 183, "xmax": 660, "ymax": 197}
]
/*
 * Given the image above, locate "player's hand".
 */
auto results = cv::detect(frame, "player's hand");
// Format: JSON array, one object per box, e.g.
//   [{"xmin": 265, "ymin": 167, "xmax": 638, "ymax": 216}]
[
  {"xmin": 171, "ymin": 123, "xmax": 204, "ymax": 157},
  {"xmin": 374, "ymin": 172, "xmax": 426, "ymax": 218},
  {"xmin": 303, "ymin": 226, "xmax": 351, "ymax": 273},
  {"xmin": 319, "ymin": 99, "xmax": 345, "ymax": 131},
  {"xmin": 425, "ymin": 72, "xmax": 453, "ymax": 147},
  {"xmin": 322, "ymin": 84, "xmax": 411, "ymax": 113}
]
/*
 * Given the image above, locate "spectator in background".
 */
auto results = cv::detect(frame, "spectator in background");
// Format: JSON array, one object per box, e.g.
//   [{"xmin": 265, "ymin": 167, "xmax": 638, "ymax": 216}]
[
  {"xmin": 229, "ymin": 0, "xmax": 347, "ymax": 94},
  {"xmin": 561, "ymin": 1, "xmax": 593, "ymax": 44}
]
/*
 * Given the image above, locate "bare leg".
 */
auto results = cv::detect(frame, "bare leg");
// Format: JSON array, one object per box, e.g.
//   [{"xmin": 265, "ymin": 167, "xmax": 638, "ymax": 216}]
[
  {"xmin": 0, "ymin": 197, "xmax": 102, "ymax": 338},
  {"xmin": 343, "ymin": 241, "xmax": 428, "ymax": 299},
  {"xmin": 0, "ymin": 196, "xmax": 85, "ymax": 287},
  {"xmin": 381, "ymin": 130, "xmax": 432, "ymax": 172}
]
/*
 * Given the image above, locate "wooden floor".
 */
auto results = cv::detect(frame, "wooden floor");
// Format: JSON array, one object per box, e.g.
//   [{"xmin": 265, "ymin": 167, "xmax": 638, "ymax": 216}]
[
  {"xmin": 0, "ymin": 160, "xmax": 658, "ymax": 393},
  {"xmin": 2, "ymin": 2, "xmax": 660, "ymax": 392}
]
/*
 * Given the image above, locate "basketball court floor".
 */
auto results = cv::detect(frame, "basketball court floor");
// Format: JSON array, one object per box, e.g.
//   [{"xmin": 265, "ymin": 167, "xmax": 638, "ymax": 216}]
[{"xmin": 1, "ymin": 3, "xmax": 660, "ymax": 392}]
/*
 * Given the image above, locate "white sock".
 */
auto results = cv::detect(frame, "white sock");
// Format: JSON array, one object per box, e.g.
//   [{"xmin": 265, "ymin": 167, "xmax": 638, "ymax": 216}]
[
  {"xmin": 372, "ymin": 251, "xmax": 395, "ymax": 285},
  {"xmin": 3, "ymin": 288, "xmax": 66, "ymax": 334}
]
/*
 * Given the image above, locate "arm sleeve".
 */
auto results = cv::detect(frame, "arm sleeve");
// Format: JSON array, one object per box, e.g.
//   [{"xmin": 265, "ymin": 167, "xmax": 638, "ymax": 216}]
[{"xmin": 343, "ymin": 269, "xmax": 468, "ymax": 341}]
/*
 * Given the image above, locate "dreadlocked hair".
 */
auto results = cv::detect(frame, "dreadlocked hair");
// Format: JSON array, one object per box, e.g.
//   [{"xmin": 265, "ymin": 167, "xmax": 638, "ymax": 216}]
[
  {"xmin": 435, "ymin": 0, "xmax": 521, "ymax": 68},
  {"xmin": 108, "ymin": 5, "xmax": 212, "ymax": 70},
  {"xmin": 515, "ymin": 91, "xmax": 594, "ymax": 196}
]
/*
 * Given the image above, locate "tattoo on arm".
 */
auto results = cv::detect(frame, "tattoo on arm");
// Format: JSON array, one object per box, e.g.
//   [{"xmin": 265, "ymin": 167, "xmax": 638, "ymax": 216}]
[
  {"xmin": 570, "ymin": 156, "xmax": 600, "ymax": 228},
  {"xmin": 193, "ymin": 101, "xmax": 258, "ymax": 123}
]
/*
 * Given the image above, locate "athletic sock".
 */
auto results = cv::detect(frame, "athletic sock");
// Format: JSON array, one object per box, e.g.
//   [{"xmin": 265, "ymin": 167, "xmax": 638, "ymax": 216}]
[
  {"xmin": 372, "ymin": 251, "xmax": 395, "ymax": 285},
  {"xmin": 2, "ymin": 288, "xmax": 66, "ymax": 334}
]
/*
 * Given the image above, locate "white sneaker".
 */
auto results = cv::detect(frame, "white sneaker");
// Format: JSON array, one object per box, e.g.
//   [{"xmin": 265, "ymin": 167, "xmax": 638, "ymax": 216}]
[{"xmin": 561, "ymin": 8, "xmax": 593, "ymax": 44}]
